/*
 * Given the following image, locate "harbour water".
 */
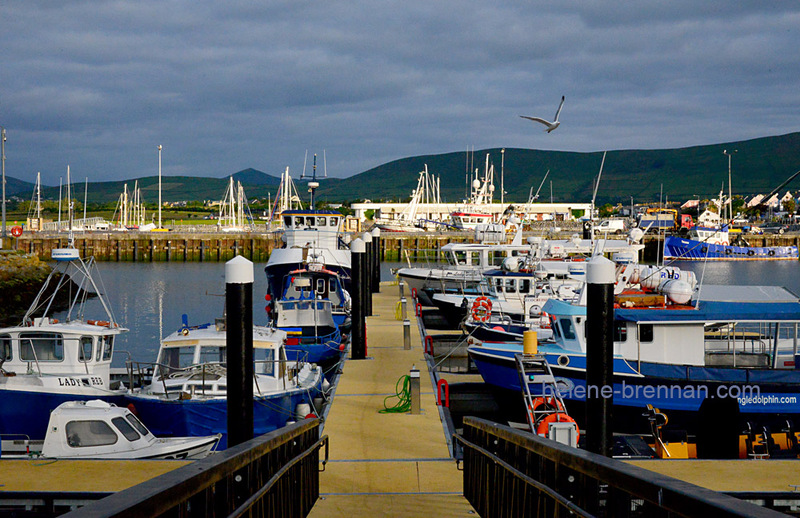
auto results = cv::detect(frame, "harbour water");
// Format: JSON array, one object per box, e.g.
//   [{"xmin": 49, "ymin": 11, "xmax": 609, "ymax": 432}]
[{"xmin": 55, "ymin": 259, "xmax": 800, "ymax": 367}]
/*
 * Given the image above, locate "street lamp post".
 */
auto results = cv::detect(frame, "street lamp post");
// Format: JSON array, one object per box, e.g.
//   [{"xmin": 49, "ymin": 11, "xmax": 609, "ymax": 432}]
[
  {"xmin": 158, "ymin": 145, "xmax": 162, "ymax": 229},
  {"xmin": 1, "ymin": 126, "xmax": 6, "ymax": 240}
]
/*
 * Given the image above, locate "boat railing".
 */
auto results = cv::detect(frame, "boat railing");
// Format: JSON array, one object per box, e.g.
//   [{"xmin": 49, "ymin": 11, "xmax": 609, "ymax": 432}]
[
  {"xmin": 128, "ymin": 356, "xmax": 309, "ymax": 397},
  {"xmin": 703, "ymin": 322, "xmax": 800, "ymax": 369}
]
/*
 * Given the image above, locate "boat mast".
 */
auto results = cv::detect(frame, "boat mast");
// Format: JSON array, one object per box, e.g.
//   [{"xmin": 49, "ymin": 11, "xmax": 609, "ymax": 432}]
[{"xmin": 67, "ymin": 165, "xmax": 74, "ymax": 247}]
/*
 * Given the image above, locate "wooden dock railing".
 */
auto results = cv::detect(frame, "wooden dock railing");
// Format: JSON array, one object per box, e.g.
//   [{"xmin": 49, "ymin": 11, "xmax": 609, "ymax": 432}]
[
  {"xmin": 456, "ymin": 416, "xmax": 786, "ymax": 518},
  {"xmin": 62, "ymin": 419, "xmax": 327, "ymax": 518}
]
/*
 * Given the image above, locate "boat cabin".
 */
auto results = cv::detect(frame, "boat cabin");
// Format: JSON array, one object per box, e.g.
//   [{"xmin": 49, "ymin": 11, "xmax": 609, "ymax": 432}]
[
  {"xmin": 280, "ymin": 210, "xmax": 345, "ymax": 250},
  {"xmin": 36, "ymin": 400, "xmax": 219, "ymax": 460},
  {"xmin": 0, "ymin": 318, "xmax": 122, "ymax": 383},
  {"xmin": 542, "ymin": 285, "xmax": 800, "ymax": 370},
  {"xmin": 150, "ymin": 322, "xmax": 290, "ymax": 397}
]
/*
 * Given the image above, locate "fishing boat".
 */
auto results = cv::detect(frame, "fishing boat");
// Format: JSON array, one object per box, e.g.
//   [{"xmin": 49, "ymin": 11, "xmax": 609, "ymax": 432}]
[
  {"xmin": 663, "ymin": 225, "xmax": 798, "ymax": 261},
  {"xmin": 430, "ymin": 235, "xmax": 642, "ymax": 327},
  {"xmin": 268, "ymin": 259, "xmax": 348, "ymax": 364},
  {"xmin": 265, "ymin": 153, "xmax": 351, "ymax": 296},
  {"xmin": 124, "ymin": 316, "xmax": 325, "ymax": 450},
  {"xmin": 3, "ymin": 400, "xmax": 220, "ymax": 460},
  {"xmin": 467, "ymin": 262, "xmax": 800, "ymax": 457},
  {"xmin": 0, "ymin": 193, "xmax": 129, "ymax": 443}
]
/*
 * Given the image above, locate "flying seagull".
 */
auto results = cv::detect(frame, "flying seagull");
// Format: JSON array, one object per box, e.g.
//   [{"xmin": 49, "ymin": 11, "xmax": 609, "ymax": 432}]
[{"xmin": 520, "ymin": 96, "xmax": 565, "ymax": 133}]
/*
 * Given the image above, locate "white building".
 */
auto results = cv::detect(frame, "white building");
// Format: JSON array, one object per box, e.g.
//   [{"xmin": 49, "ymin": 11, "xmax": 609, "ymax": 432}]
[{"xmin": 349, "ymin": 201, "xmax": 592, "ymax": 223}]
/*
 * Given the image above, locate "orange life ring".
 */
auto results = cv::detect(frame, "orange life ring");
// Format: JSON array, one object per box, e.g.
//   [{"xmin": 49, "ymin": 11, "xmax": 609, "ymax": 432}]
[
  {"xmin": 539, "ymin": 312, "xmax": 552, "ymax": 329},
  {"xmin": 87, "ymin": 320, "xmax": 111, "ymax": 327},
  {"xmin": 471, "ymin": 296, "xmax": 492, "ymax": 322},
  {"xmin": 721, "ymin": 241, "xmax": 729, "ymax": 246},
  {"xmin": 536, "ymin": 413, "xmax": 579, "ymax": 437}
]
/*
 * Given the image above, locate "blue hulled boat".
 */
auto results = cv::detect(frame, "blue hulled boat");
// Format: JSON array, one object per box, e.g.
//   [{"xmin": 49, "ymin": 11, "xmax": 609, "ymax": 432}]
[
  {"xmin": 664, "ymin": 225, "xmax": 798, "ymax": 261},
  {"xmin": 269, "ymin": 264, "xmax": 347, "ymax": 364},
  {"xmin": 468, "ymin": 278, "xmax": 800, "ymax": 454},
  {"xmin": 125, "ymin": 318, "xmax": 325, "ymax": 450}
]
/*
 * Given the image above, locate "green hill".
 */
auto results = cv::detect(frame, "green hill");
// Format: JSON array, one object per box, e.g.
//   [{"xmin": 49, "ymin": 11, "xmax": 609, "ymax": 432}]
[
  {"xmin": 314, "ymin": 132, "xmax": 800, "ymax": 204},
  {"xmin": 6, "ymin": 133, "xmax": 800, "ymax": 205}
]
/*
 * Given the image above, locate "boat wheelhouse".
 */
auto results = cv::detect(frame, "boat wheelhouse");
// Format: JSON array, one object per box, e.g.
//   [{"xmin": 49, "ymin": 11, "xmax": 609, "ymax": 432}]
[{"xmin": 265, "ymin": 209, "xmax": 351, "ymax": 299}]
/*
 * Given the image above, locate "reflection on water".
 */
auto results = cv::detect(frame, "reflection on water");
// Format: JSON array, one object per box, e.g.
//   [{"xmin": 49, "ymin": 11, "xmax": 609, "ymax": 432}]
[
  {"xmin": 53, "ymin": 262, "xmax": 272, "ymax": 366},
  {"xmin": 52, "ymin": 259, "xmax": 800, "ymax": 367}
]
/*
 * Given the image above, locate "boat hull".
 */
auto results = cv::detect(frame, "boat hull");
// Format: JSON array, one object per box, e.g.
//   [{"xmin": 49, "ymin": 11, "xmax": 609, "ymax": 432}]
[
  {"xmin": 664, "ymin": 236, "xmax": 799, "ymax": 261},
  {"xmin": 125, "ymin": 389, "xmax": 320, "ymax": 450},
  {"xmin": 468, "ymin": 344, "xmax": 800, "ymax": 439}
]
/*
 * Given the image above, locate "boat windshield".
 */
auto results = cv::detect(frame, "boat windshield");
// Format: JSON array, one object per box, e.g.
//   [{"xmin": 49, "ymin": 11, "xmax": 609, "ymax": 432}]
[
  {"xmin": 66, "ymin": 420, "xmax": 118, "ymax": 448},
  {"xmin": 19, "ymin": 332, "xmax": 64, "ymax": 362}
]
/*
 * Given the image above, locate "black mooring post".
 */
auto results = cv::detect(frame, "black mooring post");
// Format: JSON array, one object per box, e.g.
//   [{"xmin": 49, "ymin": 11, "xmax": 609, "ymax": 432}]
[
  {"xmin": 362, "ymin": 231, "xmax": 373, "ymax": 317},
  {"xmin": 350, "ymin": 238, "xmax": 366, "ymax": 359},
  {"xmin": 585, "ymin": 255, "xmax": 615, "ymax": 457},
  {"xmin": 226, "ymin": 255, "xmax": 254, "ymax": 448},
  {"xmin": 371, "ymin": 227, "xmax": 381, "ymax": 293}
]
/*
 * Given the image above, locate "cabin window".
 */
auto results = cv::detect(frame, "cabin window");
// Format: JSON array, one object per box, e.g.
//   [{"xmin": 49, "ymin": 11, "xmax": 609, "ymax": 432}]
[
  {"xmin": 79, "ymin": 336, "xmax": 93, "ymax": 362},
  {"xmin": 66, "ymin": 420, "xmax": 118, "ymax": 448},
  {"xmin": 19, "ymin": 332, "xmax": 63, "ymax": 362},
  {"xmin": 199, "ymin": 346, "xmax": 225, "ymax": 365},
  {"xmin": 559, "ymin": 319, "xmax": 576, "ymax": 340},
  {"xmin": 638, "ymin": 324, "xmax": 654, "ymax": 343},
  {"xmin": 126, "ymin": 414, "xmax": 150, "ymax": 436},
  {"xmin": 316, "ymin": 279, "xmax": 326, "ymax": 294},
  {"xmin": 316, "ymin": 217, "xmax": 327, "ymax": 226},
  {"xmin": 0, "ymin": 334, "xmax": 11, "ymax": 361},
  {"xmin": 454, "ymin": 251, "xmax": 467, "ymax": 265},
  {"xmin": 329, "ymin": 217, "xmax": 339, "ymax": 227},
  {"xmin": 284, "ymin": 216, "xmax": 292, "ymax": 227},
  {"xmin": 519, "ymin": 280, "xmax": 531, "ymax": 294},
  {"xmin": 112, "ymin": 416, "xmax": 141, "ymax": 442},
  {"xmin": 159, "ymin": 347, "xmax": 194, "ymax": 370},
  {"xmin": 469, "ymin": 252, "xmax": 480, "ymax": 265},
  {"xmin": 306, "ymin": 217, "xmax": 315, "ymax": 228},
  {"xmin": 504, "ymin": 279, "xmax": 516, "ymax": 293},
  {"xmin": 614, "ymin": 322, "xmax": 627, "ymax": 342},
  {"xmin": 100, "ymin": 336, "xmax": 113, "ymax": 361},
  {"xmin": 494, "ymin": 278, "xmax": 503, "ymax": 292},
  {"xmin": 255, "ymin": 348, "xmax": 276, "ymax": 376}
]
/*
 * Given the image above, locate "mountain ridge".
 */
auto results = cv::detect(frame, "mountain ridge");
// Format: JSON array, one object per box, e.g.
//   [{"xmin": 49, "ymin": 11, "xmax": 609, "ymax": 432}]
[{"xmin": 5, "ymin": 133, "xmax": 800, "ymax": 205}]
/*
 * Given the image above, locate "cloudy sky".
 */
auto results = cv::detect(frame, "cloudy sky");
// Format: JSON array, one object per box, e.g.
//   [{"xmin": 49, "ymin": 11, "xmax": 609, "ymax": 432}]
[{"xmin": 1, "ymin": 2, "xmax": 798, "ymax": 186}]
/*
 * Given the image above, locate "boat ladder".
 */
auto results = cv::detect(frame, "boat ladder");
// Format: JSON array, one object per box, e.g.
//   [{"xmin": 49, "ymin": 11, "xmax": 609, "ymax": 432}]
[{"xmin": 514, "ymin": 353, "xmax": 569, "ymax": 434}]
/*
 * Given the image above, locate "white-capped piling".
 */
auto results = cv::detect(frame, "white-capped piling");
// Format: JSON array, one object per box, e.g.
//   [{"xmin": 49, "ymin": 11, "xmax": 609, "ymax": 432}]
[
  {"xmin": 371, "ymin": 227, "xmax": 381, "ymax": 294},
  {"xmin": 350, "ymin": 238, "xmax": 366, "ymax": 359},
  {"xmin": 362, "ymin": 231, "xmax": 373, "ymax": 317},
  {"xmin": 585, "ymin": 255, "xmax": 615, "ymax": 457},
  {"xmin": 225, "ymin": 255, "xmax": 254, "ymax": 447}
]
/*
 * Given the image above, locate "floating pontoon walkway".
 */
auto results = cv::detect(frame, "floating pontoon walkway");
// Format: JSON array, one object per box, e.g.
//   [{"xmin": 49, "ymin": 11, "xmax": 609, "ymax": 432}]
[{"xmin": 309, "ymin": 284, "xmax": 475, "ymax": 517}]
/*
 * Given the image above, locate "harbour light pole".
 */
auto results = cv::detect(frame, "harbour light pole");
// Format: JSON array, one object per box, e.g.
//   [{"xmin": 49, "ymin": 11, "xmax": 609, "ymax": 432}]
[
  {"xmin": 723, "ymin": 149, "xmax": 737, "ymax": 222},
  {"xmin": 158, "ymin": 145, "xmax": 162, "ymax": 229},
  {"xmin": 1, "ymin": 126, "xmax": 7, "ymax": 240}
]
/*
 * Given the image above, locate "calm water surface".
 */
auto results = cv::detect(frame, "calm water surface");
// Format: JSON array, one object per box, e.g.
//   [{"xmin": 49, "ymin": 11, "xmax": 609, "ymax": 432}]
[{"xmin": 58, "ymin": 259, "xmax": 800, "ymax": 367}]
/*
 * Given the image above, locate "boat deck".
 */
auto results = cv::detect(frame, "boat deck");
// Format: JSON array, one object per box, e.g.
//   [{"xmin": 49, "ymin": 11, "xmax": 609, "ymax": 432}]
[{"xmin": 309, "ymin": 284, "xmax": 475, "ymax": 517}]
